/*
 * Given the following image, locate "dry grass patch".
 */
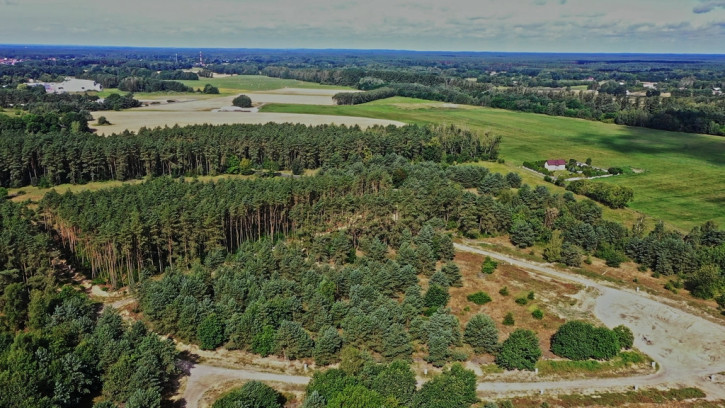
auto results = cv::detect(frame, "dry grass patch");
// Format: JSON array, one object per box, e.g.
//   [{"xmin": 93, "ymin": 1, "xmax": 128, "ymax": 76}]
[{"xmin": 450, "ymin": 250, "xmax": 581, "ymax": 359}]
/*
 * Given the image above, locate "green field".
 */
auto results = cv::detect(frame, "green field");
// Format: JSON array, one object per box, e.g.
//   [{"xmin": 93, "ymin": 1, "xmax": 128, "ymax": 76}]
[{"xmin": 262, "ymin": 97, "xmax": 725, "ymax": 231}]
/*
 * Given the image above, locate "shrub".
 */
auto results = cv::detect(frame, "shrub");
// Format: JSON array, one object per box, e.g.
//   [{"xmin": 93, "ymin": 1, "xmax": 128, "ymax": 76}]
[
  {"xmin": 498, "ymin": 286, "xmax": 509, "ymax": 296},
  {"xmin": 532, "ymin": 309, "xmax": 544, "ymax": 320},
  {"xmin": 213, "ymin": 381, "xmax": 285, "ymax": 408},
  {"xmin": 613, "ymin": 325, "xmax": 634, "ymax": 349},
  {"xmin": 550, "ymin": 321, "xmax": 620, "ymax": 361},
  {"xmin": 495, "ymin": 329, "xmax": 541, "ymax": 371},
  {"xmin": 481, "ymin": 256, "xmax": 498, "ymax": 274},
  {"xmin": 527, "ymin": 291, "xmax": 535, "ymax": 300},
  {"xmin": 96, "ymin": 116, "xmax": 111, "ymax": 125},
  {"xmin": 467, "ymin": 291, "xmax": 492, "ymax": 305},
  {"xmin": 232, "ymin": 94, "xmax": 252, "ymax": 108},
  {"xmin": 515, "ymin": 297, "xmax": 528, "ymax": 306},
  {"xmin": 567, "ymin": 180, "xmax": 634, "ymax": 208},
  {"xmin": 203, "ymin": 84, "xmax": 220, "ymax": 94},
  {"xmin": 503, "ymin": 312, "xmax": 515, "ymax": 326},
  {"xmin": 608, "ymin": 167, "xmax": 624, "ymax": 175}
]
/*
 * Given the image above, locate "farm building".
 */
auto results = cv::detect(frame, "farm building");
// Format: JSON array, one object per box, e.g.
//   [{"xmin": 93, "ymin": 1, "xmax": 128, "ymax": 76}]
[{"xmin": 545, "ymin": 159, "xmax": 566, "ymax": 171}]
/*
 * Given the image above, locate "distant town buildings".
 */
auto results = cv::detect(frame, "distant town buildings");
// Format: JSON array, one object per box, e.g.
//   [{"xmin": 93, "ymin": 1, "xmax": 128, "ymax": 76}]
[{"xmin": 0, "ymin": 57, "xmax": 22, "ymax": 65}]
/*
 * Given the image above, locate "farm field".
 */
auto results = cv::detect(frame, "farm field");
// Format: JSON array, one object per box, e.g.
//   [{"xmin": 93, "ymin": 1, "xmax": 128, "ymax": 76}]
[
  {"xmin": 177, "ymin": 74, "xmax": 354, "ymax": 94},
  {"xmin": 90, "ymin": 85, "xmax": 398, "ymax": 135},
  {"xmin": 89, "ymin": 110, "xmax": 402, "ymax": 135},
  {"xmin": 261, "ymin": 97, "xmax": 725, "ymax": 231}
]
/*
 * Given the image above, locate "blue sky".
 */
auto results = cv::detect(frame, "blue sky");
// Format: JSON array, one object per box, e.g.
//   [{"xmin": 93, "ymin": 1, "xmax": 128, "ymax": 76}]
[{"xmin": 2, "ymin": 0, "xmax": 725, "ymax": 53}]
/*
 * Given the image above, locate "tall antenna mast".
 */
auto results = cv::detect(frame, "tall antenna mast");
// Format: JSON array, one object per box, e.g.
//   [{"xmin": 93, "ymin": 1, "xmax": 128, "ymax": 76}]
[{"xmin": 199, "ymin": 51, "xmax": 204, "ymax": 66}]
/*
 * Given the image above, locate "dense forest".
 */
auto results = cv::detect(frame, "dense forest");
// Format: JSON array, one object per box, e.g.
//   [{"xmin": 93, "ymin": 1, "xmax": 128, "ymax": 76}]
[
  {"xmin": 2, "ymin": 47, "xmax": 725, "ymax": 407},
  {"xmin": 0, "ymin": 199, "xmax": 179, "ymax": 407},
  {"xmin": 0, "ymin": 123, "xmax": 499, "ymax": 187}
]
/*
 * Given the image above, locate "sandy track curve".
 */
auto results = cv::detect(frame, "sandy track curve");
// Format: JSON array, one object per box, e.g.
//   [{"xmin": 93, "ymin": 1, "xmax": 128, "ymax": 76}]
[
  {"xmin": 178, "ymin": 243, "xmax": 725, "ymax": 405},
  {"xmin": 182, "ymin": 364, "xmax": 309, "ymax": 408}
]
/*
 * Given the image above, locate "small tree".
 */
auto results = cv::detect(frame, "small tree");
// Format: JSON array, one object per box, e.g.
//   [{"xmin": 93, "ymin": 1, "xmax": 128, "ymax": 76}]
[
  {"xmin": 502, "ymin": 312, "xmax": 515, "ymax": 326},
  {"xmin": 96, "ymin": 116, "xmax": 111, "ymax": 125},
  {"xmin": 203, "ymin": 84, "xmax": 220, "ymax": 94},
  {"xmin": 314, "ymin": 326, "xmax": 343, "ymax": 366},
  {"xmin": 291, "ymin": 158, "xmax": 304, "ymax": 176},
  {"xmin": 510, "ymin": 221, "xmax": 535, "ymax": 248},
  {"xmin": 197, "ymin": 313, "xmax": 225, "ymax": 350},
  {"xmin": 276, "ymin": 320, "xmax": 314, "ymax": 360},
  {"xmin": 441, "ymin": 262, "xmax": 462, "ymax": 287},
  {"xmin": 424, "ymin": 284, "xmax": 449, "ymax": 308},
  {"xmin": 232, "ymin": 94, "xmax": 253, "ymax": 108},
  {"xmin": 464, "ymin": 314, "xmax": 499, "ymax": 354},
  {"xmin": 561, "ymin": 243, "xmax": 582, "ymax": 267},
  {"xmin": 495, "ymin": 329, "xmax": 541, "ymax": 371}
]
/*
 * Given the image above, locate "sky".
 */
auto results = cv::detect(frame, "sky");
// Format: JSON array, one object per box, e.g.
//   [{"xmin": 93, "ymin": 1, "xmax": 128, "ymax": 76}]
[{"xmin": 1, "ymin": 0, "xmax": 725, "ymax": 53}]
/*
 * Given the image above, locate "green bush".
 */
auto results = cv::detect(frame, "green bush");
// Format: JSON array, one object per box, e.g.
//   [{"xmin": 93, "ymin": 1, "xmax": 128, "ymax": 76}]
[
  {"xmin": 495, "ymin": 329, "xmax": 541, "ymax": 371},
  {"xmin": 532, "ymin": 309, "xmax": 544, "ymax": 320},
  {"xmin": 503, "ymin": 312, "xmax": 515, "ymax": 326},
  {"xmin": 550, "ymin": 321, "xmax": 620, "ymax": 361},
  {"xmin": 613, "ymin": 325, "xmax": 634, "ymax": 349},
  {"xmin": 466, "ymin": 291, "xmax": 492, "ymax": 305},
  {"xmin": 481, "ymin": 256, "xmax": 498, "ymax": 274},
  {"xmin": 498, "ymin": 286, "xmax": 509, "ymax": 296},
  {"xmin": 213, "ymin": 381, "xmax": 285, "ymax": 408},
  {"xmin": 232, "ymin": 94, "xmax": 253, "ymax": 108},
  {"xmin": 515, "ymin": 297, "xmax": 528, "ymax": 305}
]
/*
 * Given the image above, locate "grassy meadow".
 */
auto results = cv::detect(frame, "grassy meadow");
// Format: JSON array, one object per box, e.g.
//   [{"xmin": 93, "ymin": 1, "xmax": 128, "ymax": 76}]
[{"xmin": 261, "ymin": 97, "xmax": 725, "ymax": 231}]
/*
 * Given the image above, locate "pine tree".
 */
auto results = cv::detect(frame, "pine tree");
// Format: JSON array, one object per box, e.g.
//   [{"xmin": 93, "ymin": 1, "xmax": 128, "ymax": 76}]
[
  {"xmin": 314, "ymin": 327, "xmax": 343, "ymax": 366},
  {"xmin": 464, "ymin": 314, "xmax": 499, "ymax": 354},
  {"xmin": 381, "ymin": 323, "xmax": 413, "ymax": 361},
  {"xmin": 441, "ymin": 262, "xmax": 462, "ymax": 287}
]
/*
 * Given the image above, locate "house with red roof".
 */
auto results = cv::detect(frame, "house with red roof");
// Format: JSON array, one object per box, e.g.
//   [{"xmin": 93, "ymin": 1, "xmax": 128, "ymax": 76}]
[{"xmin": 544, "ymin": 159, "xmax": 566, "ymax": 171}]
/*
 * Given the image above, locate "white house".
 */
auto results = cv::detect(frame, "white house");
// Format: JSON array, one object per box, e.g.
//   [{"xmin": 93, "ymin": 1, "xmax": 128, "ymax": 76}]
[{"xmin": 544, "ymin": 159, "xmax": 566, "ymax": 171}]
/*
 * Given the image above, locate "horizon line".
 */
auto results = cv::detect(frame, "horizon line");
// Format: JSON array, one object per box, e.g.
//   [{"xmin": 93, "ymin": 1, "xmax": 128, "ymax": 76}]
[{"xmin": 1, "ymin": 43, "xmax": 725, "ymax": 57}]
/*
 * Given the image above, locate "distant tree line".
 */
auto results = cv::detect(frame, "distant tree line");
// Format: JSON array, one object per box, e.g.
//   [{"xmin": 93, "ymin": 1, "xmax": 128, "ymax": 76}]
[{"xmin": 0, "ymin": 123, "xmax": 499, "ymax": 187}]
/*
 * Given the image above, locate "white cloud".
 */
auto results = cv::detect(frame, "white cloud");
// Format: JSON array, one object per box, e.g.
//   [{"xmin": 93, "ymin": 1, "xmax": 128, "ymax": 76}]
[{"xmin": 0, "ymin": 0, "xmax": 722, "ymax": 53}]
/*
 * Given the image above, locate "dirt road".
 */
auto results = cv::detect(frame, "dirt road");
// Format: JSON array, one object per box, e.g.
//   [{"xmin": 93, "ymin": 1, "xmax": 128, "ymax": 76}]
[
  {"xmin": 182, "ymin": 364, "xmax": 309, "ymax": 408},
  {"xmin": 454, "ymin": 242, "xmax": 725, "ymax": 400},
  {"xmin": 176, "ymin": 243, "xmax": 725, "ymax": 405}
]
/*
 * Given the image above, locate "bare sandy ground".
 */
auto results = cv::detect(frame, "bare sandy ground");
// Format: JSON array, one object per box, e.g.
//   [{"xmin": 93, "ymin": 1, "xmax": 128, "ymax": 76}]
[
  {"xmin": 176, "ymin": 244, "xmax": 725, "ymax": 406},
  {"xmin": 454, "ymin": 242, "xmax": 725, "ymax": 400},
  {"xmin": 91, "ymin": 111, "xmax": 402, "ymax": 135}
]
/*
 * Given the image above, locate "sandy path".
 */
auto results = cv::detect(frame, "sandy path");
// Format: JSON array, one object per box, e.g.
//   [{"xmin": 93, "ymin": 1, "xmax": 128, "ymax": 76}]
[
  {"xmin": 453, "ymin": 242, "xmax": 725, "ymax": 399},
  {"xmin": 175, "ymin": 243, "xmax": 725, "ymax": 404}
]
